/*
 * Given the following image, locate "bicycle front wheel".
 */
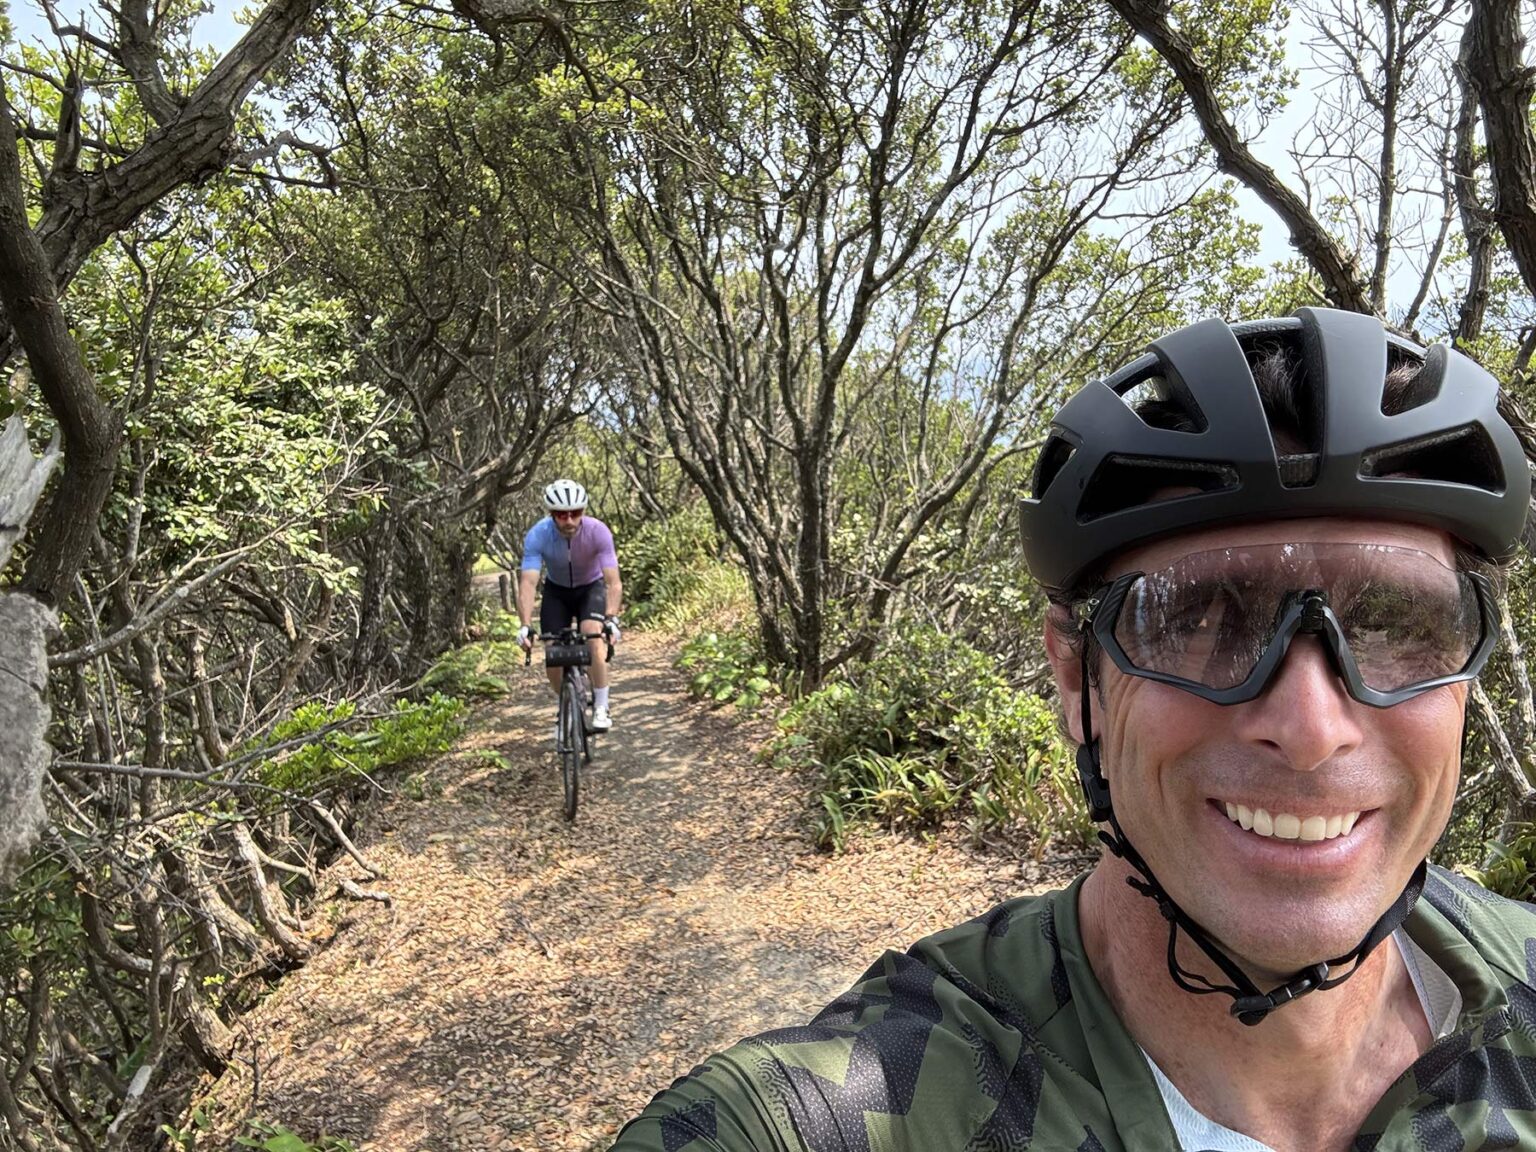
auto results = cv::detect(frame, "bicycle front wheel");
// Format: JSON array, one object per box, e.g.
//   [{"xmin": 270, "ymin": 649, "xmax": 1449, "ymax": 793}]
[
  {"xmin": 558, "ymin": 676, "xmax": 583, "ymax": 821},
  {"xmin": 576, "ymin": 669, "xmax": 594, "ymax": 764}
]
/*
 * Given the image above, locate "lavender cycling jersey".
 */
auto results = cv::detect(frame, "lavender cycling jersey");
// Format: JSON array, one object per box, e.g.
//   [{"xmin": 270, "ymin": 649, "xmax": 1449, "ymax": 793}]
[{"xmin": 520, "ymin": 516, "xmax": 618, "ymax": 588}]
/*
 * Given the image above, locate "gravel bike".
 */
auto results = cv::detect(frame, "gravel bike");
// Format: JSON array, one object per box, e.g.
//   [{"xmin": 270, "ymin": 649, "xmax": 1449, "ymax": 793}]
[{"xmin": 525, "ymin": 627, "xmax": 614, "ymax": 821}]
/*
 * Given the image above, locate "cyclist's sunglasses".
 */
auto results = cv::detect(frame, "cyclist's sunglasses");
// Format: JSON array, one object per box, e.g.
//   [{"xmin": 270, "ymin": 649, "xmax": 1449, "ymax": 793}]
[
  {"xmin": 552, "ymin": 509, "xmax": 584, "ymax": 521},
  {"xmin": 1083, "ymin": 542, "xmax": 1498, "ymax": 708}
]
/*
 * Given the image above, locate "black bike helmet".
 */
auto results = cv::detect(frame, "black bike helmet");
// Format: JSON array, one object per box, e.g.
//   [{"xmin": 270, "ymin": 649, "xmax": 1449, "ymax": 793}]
[{"xmin": 1021, "ymin": 307, "xmax": 1530, "ymax": 591}]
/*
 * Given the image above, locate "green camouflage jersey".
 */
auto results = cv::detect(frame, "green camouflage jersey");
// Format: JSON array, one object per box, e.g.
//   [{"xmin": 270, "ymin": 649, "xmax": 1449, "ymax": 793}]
[{"xmin": 609, "ymin": 866, "xmax": 1536, "ymax": 1151}]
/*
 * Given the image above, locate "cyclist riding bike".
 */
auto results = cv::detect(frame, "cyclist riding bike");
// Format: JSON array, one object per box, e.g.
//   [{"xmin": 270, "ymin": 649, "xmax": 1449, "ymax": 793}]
[
  {"xmin": 516, "ymin": 480, "xmax": 623, "ymax": 732},
  {"xmin": 609, "ymin": 309, "xmax": 1536, "ymax": 1150}
]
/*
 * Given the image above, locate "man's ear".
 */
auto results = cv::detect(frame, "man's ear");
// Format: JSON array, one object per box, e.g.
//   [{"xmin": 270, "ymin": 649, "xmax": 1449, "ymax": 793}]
[{"xmin": 1044, "ymin": 607, "xmax": 1089, "ymax": 746}]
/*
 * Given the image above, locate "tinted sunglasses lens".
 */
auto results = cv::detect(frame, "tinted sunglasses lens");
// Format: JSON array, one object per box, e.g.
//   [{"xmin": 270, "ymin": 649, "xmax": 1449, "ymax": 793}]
[
  {"xmin": 1110, "ymin": 544, "xmax": 1485, "ymax": 695},
  {"xmin": 1114, "ymin": 570, "xmax": 1277, "ymax": 690},
  {"xmin": 554, "ymin": 510, "xmax": 582, "ymax": 521},
  {"xmin": 1338, "ymin": 569, "xmax": 1482, "ymax": 692}
]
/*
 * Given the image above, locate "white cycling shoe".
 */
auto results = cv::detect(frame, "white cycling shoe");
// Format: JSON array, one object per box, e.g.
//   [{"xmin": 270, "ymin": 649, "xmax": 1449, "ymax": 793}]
[{"xmin": 591, "ymin": 706, "xmax": 612, "ymax": 732}]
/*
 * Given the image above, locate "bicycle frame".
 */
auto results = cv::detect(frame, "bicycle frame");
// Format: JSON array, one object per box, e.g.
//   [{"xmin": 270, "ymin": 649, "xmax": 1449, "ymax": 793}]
[{"xmin": 524, "ymin": 626, "xmax": 615, "ymax": 821}]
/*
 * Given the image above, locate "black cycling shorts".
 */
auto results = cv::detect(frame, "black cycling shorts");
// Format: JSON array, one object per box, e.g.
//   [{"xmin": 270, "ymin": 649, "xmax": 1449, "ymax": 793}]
[{"xmin": 540, "ymin": 579, "xmax": 607, "ymax": 634}]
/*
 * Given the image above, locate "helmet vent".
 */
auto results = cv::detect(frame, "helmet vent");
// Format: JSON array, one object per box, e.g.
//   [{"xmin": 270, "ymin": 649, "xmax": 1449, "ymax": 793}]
[
  {"xmin": 1361, "ymin": 423, "xmax": 1503, "ymax": 492},
  {"xmin": 1278, "ymin": 453, "xmax": 1320, "ymax": 488},
  {"xmin": 1380, "ymin": 355, "xmax": 1440, "ymax": 415},
  {"xmin": 1079, "ymin": 454, "xmax": 1238, "ymax": 522},
  {"xmin": 1033, "ymin": 436, "xmax": 1077, "ymax": 498},
  {"xmin": 1120, "ymin": 373, "xmax": 1208, "ymax": 434}
]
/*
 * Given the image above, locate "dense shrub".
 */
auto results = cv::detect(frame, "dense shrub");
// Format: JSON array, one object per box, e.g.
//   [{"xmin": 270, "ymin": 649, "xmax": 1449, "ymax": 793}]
[
  {"xmin": 165, "ymin": 1111, "xmax": 358, "ymax": 1152},
  {"xmin": 417, "ymin": 625, "xmax": 523, "ymax": 698},
  {"xmin": 677, "ymin": 627, "xmax": 778, "ymax": 711},
  {"xmin": 619, "ymin": 503, "xmax": 723, "ymax": 623},
  {"xmin": 254, "ymin": 694, "xmax": 466, "ymax": 793},
  {"xmin": 648, "ymin": 562, "xmax": 752, "ymax": 633},
  {"xmin": 771, "ymin": 627, "xmax": 1090, "ymax": 851},
  {"xmin": 1457, "ymin": 822, "xmax": 1536, "ymax": 901}
]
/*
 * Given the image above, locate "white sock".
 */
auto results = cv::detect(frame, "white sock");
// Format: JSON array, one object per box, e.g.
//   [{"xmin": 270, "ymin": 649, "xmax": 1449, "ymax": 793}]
[{"xmin": 595, "ymin": 686, "xmax": 610, "ymax": 709}]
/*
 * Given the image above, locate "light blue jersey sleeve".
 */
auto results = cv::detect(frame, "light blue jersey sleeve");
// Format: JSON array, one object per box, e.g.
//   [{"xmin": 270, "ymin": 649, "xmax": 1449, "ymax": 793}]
[{"xmin": 520, "ymin": 520, "xmax": 550, "ymax": 572}]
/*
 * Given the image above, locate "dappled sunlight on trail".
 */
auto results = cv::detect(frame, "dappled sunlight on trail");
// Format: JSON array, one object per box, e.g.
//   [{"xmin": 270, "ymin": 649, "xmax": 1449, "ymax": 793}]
[{"xmin": 198, "ymin": 634, "xmax": 1065, "ymax": 1151}]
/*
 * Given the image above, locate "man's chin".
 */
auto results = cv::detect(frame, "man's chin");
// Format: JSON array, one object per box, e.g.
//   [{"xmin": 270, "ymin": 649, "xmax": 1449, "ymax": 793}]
[{"xmin": 1188, "ymin": 898, "xmax": 1390, "ymax": 981}]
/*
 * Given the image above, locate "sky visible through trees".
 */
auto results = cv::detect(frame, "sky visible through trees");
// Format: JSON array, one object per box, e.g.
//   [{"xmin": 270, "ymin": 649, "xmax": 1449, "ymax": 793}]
[{"xmin": 0, "ymin": 0, "xmax": 1534, "ymax": 1146}]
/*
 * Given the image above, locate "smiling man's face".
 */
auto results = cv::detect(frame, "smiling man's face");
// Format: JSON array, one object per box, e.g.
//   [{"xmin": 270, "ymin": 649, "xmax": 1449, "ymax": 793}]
[{"xmin": 1051, "ymin": 517, "xmax": 1469, "ymax": 979}]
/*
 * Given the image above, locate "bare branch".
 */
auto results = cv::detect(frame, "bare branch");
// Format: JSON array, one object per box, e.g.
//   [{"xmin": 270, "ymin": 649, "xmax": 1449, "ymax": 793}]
[{"xmin": 1108, "ymin": 0, "xmax": 1372, "ymax": 312}]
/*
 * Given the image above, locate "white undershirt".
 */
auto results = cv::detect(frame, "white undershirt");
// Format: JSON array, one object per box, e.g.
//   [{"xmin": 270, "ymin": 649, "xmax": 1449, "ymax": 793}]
[{"xmin": 1144, "ymin": 929, "xmax": 1461, "ymax": 1152}]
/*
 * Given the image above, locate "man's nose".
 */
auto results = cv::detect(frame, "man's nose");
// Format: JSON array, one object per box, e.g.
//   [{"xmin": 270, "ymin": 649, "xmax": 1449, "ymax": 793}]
[{"xmin": 1231, "ymin": 635, "xmax": 1364, "ymax": 771}]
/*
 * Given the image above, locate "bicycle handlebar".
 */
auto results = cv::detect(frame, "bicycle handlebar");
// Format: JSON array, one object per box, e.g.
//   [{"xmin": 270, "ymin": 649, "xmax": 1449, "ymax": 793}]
[{"xmin": 523, "ymin": 629, "xmax": 617, "ymax": 667}]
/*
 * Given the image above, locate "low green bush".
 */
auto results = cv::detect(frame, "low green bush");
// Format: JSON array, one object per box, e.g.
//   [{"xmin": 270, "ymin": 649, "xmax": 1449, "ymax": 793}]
[
  {"xmin": 235, "ymin": 1120, "xmax": 358, "ymax": 1151},
  {"xmin": 165, "ymin": 1110, "xmax": 358, "ymax": 1151},
  {"xmin": 677, "ymin": 627, "xmax": 777, "ymax": 711},
  {"xmin": 1457, "ymin": 823, "xmax": 1536, "ymax": 901},
  {"xmin": 648, "ymin": 561, "xmax": 752, "ymax": 632},
  {"xmin": 620, "ymin": 503, "xmax": 753, "ymax": 630},
  {"xmin": 254, "ymin": 694, "xmax": 466, "ymax": 793},
  {"xmin": 620, "ymin": 503, "xmax": 721, "ymax": 624},
  {"xmin": 417, "ymin": 636, "xmax": 521, "ymax": 698},
  {"xmin": 772, "ymin": 627, "xmax": 1090, "ymax": 852}
]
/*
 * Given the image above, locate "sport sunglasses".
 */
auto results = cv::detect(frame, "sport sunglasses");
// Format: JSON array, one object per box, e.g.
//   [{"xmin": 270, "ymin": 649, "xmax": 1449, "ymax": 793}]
[{"xmin": 1081, "ymin": 543, "xmax": 1499, "ymax": 708}]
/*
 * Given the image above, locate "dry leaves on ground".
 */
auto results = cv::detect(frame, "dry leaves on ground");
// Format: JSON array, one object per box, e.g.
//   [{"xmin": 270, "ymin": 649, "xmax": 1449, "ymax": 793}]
[{"xmin": 197, "ymin": 633, "xmax": 1083, "ymax": 1151}]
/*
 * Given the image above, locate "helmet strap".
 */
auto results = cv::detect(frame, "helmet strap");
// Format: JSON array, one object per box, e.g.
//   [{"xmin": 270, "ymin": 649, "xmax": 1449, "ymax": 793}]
[{"xmin": 1075, "ymin": 654, "xmax": 1427, "ymax": 1026}]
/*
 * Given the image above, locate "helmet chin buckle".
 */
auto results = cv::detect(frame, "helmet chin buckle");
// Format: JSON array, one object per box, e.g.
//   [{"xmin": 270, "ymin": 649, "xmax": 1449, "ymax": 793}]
[{"xmin": 1231, "ymin": 962, "xmax": 1330, "ymax": 1026}]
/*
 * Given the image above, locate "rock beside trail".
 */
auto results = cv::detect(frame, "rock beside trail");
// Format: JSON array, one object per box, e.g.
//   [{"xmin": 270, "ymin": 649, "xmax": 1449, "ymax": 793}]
[{"xmin": 0, "ymin": 416, "xmax": 59, "ymax": 877}]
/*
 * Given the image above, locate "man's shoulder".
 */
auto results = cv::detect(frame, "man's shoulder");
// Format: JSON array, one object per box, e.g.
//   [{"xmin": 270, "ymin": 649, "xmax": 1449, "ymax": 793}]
[
  {"xmin": 608, "ymin": 881, "xmax": 1137, "ymax": 1151},
  {"xmin": 1357, "ymin": 866, "xmax": 1536, "ymax": 1145},
  {"xmin": 914, "ymin": 883, "xmax": 1076, "ymax": 958},
  {"xmin": 903, "ymin": 883, "xmax": 1083, "ymax": 1023},
  {"xmin": 1420, "ymin": 863, "xmax": 1536, "ymax": 984},
  {"xmin": 520, "ymin": 519, "xmax": 552, "ymax": 562},
  {"xmin": 1415, "ymin": 863, "xmax": 1536, "ymax": 1045}
]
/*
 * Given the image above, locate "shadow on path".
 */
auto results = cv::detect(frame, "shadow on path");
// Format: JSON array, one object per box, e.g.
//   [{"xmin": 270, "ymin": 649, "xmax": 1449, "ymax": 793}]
[{"xmin": 199, "ymin": 632, "xmax": 1058, "ymax": 1151}]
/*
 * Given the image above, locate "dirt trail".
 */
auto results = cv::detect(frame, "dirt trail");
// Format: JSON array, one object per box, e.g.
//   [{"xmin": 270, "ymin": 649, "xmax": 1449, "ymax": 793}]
[{"xmin": 203, "ymin": 633, "xmax": 1069, "ymax": 1151}]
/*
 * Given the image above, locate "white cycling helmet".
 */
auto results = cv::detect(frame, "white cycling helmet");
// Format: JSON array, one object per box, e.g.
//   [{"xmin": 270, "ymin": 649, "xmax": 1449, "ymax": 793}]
[{"xmin": 542, "ymin": 479, "xmax": 589, "ymax": 512}]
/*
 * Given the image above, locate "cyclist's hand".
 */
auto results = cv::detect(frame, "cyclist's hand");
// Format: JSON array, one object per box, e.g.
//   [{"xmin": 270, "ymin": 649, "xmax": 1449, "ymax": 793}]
[
  {"xmin": 604, "ymin": 616, "xmax": 622, "ymax": 645},
  {"xmin": 517, "ymin": 624, "xmax": 534, "ymax": 651}
]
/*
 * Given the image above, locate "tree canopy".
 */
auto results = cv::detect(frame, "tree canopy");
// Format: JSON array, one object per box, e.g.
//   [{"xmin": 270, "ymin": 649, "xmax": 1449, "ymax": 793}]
[{"xmin": 0, "ymin": 0, "xmax": 1534, "ymax": 1144}]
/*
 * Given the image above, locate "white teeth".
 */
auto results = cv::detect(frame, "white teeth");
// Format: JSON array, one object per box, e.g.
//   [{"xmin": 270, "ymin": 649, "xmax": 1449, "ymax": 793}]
[{"xmin": 1222, "ymin": 804, "xmax": 1363, "ymax": 842}]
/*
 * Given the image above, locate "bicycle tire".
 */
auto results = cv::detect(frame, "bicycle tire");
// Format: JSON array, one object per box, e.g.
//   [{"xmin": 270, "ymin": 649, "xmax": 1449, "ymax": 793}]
[
  {"xmin": 559, "ymin": 675, "xmax": 582, "ymax": 821},
  {"xmin": 576, "ymin": 667, "xmax": 595, "ymax": 764}
]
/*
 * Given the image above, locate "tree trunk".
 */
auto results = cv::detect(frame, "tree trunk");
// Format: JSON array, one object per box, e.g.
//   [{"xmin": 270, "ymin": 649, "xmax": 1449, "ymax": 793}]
[
  {"xmin": 1467, "ymin": 0, "xmax": 1536, "ymax": 304},
  {"xmin": 400, "ymin": 527, "xmax": 434, "ymax": 668},
  {"xmin": 0, "ymin": 84, "xmax": 123, "ymax": 606},
  {"xmin": 441, "ymin": 534, "xmax": 476, "ymax": 649},
  {"xmin": 350, "ymin": 512, "xmax": 398, "ymax": 684}
]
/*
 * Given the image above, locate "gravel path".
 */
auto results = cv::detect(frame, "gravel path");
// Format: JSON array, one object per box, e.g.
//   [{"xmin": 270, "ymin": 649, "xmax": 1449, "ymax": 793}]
[{"xmin": 200, "ymin": 632, "xmax": 1078, "ymax": 1151}]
